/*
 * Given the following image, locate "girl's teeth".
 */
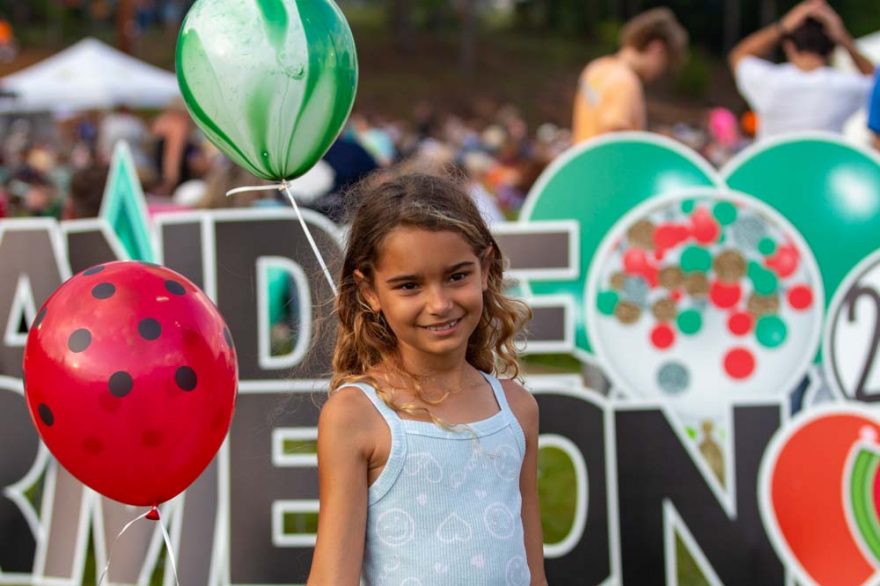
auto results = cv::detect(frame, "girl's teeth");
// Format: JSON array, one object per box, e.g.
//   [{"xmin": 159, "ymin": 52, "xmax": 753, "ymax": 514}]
[{"xmin": 428, "ymin": 319, "xmax": 458, "ymax": 331}]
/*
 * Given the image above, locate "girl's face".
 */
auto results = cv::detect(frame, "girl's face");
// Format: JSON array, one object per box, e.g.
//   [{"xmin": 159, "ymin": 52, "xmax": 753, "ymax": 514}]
[{"xmin": 360, "ymin": 227, "xmax": 489, "ymax": 370}]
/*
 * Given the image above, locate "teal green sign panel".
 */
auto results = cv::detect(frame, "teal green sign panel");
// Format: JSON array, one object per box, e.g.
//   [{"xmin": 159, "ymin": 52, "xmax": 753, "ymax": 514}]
[{"xmin": 724, "ymin": 136, "xmax": 880, "ymax": 311}]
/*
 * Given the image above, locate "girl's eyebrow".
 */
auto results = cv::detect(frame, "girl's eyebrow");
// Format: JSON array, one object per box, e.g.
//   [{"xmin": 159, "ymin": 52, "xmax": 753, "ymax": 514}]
[{"xmin": 384, "ymin": 261, "xmax": 475, "ymax": 285}]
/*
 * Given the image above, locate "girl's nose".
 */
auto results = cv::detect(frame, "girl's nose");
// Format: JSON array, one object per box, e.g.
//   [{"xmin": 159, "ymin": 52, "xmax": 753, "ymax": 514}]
[{"xmin": 426, "ymin": 285, "xmax": 453, "ymax": 314}]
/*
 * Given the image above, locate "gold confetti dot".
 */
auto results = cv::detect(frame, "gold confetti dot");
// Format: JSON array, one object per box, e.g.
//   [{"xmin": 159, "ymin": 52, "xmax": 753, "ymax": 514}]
[
  {"xmin": 610, "ymin": 271, "xmax": 626, "ymax": 290},
  {"xmin": 659, "ymin": 266, "xmax": 685, "ymax": 290},
  {"xmin": 748, "ymin": 293, "xmax": 779, "ymax": 317},
  {"xmin": 652, "ymin": 298, "xmax": 678, "ymax": 322},
  {"xmin": 713, "ymin": 250, "xmax": 746, "ymax": 283},
  {"xmin": 615, "ymin": 301, "xmax": 641, "ymax": 324},
  {"xmin": 627, "ymin": 220, "xmax": 656, "ymax": 250},
  {"xmin": 683, "ymin": 273, "xmax": 709, "ymax": 296}
]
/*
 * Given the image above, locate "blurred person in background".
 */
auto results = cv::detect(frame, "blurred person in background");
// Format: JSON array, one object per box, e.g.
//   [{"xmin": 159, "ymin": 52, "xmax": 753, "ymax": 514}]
[
  {"xmin": 151, "ymin": 96, "xmax": 196, "ymax": 196},
  {"xmin": 98, "ymin": 105, "xmax": 149, "ymax": 167},
  {"xmin": 869, "ymin": 70, "xmax": 880, "ymax": 150},
  {"xmin": 0, "ymin": 15, "xmax": 17, "ymax": 63},
  {"xmin": 729, "ymin": 0, "xmax": 875, "ymax": 140},
  {"xmin": 63, "ymin": 165, "xmax": 109, "ymax": 220},
  {"xmin": 572, "ymin": 7, "xmax": 688, "ymax": 143},
  {"xmin": 4, "ymin": 166, "xmax": 60, "ymax": 218}
]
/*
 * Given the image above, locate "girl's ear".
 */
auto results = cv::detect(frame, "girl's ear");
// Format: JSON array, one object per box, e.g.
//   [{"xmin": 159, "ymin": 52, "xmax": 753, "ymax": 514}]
[{"xmin": 354, "ymin": 269, "xmax": 381, "ymax": 312}]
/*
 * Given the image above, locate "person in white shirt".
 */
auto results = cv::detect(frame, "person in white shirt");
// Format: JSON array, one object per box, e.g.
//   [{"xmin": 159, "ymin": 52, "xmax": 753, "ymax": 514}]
[{"xmin": 729, "ymin": 0, "xmax": 875, "ymax": 141}]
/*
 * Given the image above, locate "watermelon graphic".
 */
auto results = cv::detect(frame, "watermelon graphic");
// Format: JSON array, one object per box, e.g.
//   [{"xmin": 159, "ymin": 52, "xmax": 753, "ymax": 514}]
[{"xmin": 847, "ymin": 441, "xmax": 880, "ymax": 567}]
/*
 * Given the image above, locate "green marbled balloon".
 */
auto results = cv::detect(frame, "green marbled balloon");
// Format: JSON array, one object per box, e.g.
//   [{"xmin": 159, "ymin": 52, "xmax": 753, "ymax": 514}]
[{"xmin": 176, "ymin": 0, "xmax": 357, "ymax": 180}]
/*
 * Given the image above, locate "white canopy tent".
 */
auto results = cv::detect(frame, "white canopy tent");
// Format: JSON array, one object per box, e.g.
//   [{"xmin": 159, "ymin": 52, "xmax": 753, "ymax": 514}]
[{"xmin": 0, "ymin": 37, "xmax": 180, "ymax": 113}]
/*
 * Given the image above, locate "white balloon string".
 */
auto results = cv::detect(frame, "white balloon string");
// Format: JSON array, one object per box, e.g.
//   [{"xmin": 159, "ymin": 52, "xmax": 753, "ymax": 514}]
[
  {"xmin": 156, "ymin": 509, "xmax": 181, "ymax": 586},
  {"xmin": 97, "ymin": 507, "xmax": 180, "ymax": 586},
  {"xmin": 279, "ymin": 180, "xmax": 338, "ymax": 296},
  {"xmin": 225, "ymin": 182, "xmax": 338, "ymax": 296}
]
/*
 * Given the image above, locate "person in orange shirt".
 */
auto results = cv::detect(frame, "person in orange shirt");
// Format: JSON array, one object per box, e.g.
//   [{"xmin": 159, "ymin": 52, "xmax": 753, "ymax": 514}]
[{"xmin": 572, "ymin": 8, "xmax": 688, "ymax": 144}]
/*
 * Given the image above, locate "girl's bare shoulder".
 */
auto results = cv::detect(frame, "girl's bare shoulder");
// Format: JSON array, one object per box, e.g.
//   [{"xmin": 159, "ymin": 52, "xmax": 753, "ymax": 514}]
[
  {"xmin": 499, "ymin": 378, "xmax": 539, "ymax": 434},
  {"xmin": 318, "ymin": 385, "xmax": 387, "ymax": 452}
]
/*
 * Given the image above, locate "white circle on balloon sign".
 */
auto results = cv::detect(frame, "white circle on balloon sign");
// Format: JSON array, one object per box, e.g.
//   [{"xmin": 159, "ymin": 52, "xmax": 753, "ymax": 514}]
[
  {"xmin": 823, "ymin": 250, "xmax": 880, "ymax": 402},
  {"xmin": 585, "ymin": 188, "xmax": 824, "ymax": 422}
]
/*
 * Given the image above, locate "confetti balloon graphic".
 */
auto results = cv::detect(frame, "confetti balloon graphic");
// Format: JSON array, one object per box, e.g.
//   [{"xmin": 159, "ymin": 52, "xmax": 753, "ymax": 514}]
[
  {"xmin": 23, "ymin": 261, "xmax": 238, "ymax": 506},
  {"xmin": 176, "ymin": 0, "xmax": 358, "ymax": 181},
  {"xmin": 586, "ymin": 189, "xmax": 824, "ymax": 422},
  {"xmin": 762, "ymin": 409, "xmax": 880, "ymax": 586}
]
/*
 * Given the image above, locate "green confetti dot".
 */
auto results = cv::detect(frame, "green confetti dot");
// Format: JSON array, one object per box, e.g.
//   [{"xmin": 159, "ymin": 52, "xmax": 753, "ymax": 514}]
[
  {"xmin": 747, "ymin": 261, "xmax": 763, "ymax": 279},
  {"xmin": 713, "ymin": 201, "xmax": 737, "ymax": 226},
  {"xmin": 758, "ymin": 237, "xmax": 777, "ymax": 256},
  {"xmin": 680, "ymin": 246, "xmax": 712, "ymax": 274},
  {"xmin": 681, "ymin": 199, "xmax": 696, "ymax": 214},
  {"xmin": 758, "ymin": 238, "xmax": 776, "ymax": 256},
  {"xmin": 756, "ymin": 315, "xmax": 787, "ymax": 348},
  {"xmin": 751, "ymin": 267, "xmax": 779, "ymax": 295},
  {"xmin": 597, "ymin": 290, "xmax": 619, "ymax": 316},
  {"xmin": 677, "ymin": 309, "xmax": 702, "ymax": 335}
]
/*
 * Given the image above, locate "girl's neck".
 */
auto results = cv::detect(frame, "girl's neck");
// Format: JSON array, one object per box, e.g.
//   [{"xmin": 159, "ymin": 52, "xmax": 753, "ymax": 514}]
[{"xmin": 379, "ymin": 352, "xmax": 482, "ymax": 399}]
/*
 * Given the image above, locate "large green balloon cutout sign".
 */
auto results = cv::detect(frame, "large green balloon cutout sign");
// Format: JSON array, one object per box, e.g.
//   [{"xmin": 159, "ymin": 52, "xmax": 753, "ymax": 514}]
[
  {"xmin": 521, "ymin": 132, "xmax": 880, "ymax": 361},
  {"xmin": 177, "ymin": 0, "xmax": 358, "ymax": 181}
]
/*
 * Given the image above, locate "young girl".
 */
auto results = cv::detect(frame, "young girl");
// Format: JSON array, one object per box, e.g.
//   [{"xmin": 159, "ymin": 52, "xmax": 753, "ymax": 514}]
[{"xmin": 308, "ymin": 173, "xmax": 547, "ymax": 585}]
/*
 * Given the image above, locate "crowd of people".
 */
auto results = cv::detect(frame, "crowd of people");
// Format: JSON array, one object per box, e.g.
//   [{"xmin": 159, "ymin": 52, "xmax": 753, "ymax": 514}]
[
  {"xmin": 0, "ymin": 0, "xmax": 878, "ymax": 227},
  {"xmin": 574, "ymin": 0, "xmax": 880, "ymax": 150}
]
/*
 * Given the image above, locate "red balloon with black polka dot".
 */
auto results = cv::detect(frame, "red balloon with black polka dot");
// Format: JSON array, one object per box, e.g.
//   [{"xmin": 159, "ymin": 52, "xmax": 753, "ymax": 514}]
[{"xmin": 23, "ymin": 261, "xmax": 238, "ymax": 507}]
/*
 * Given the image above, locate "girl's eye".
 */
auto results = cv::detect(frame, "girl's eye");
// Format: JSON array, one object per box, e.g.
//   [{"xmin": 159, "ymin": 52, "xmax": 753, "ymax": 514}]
[
  {"xmin": 397, "ymin": 282, "xmax": 418, "ymax": 291},
  {"xmin": 450, "ymin": 272, "xmax": 470, "ymax": 282}
]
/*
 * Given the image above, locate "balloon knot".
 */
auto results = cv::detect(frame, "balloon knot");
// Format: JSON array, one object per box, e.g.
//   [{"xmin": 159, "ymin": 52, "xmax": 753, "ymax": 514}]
[{"xmin": 146, "ymin": 506, "xmax": 160, "ymax": 521}]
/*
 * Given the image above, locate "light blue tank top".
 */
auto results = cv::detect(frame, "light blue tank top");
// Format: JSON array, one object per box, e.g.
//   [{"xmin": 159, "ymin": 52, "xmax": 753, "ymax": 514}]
[{"xmin": 346, "ymin": 372, "xmax": 530, "ymax": 586}]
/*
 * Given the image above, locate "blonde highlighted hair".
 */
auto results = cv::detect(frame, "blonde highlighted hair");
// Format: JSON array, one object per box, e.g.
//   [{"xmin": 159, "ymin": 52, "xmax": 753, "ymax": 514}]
[{"xmin": 330, "ymin": 173, "xmax": 530, "ymax": 421}]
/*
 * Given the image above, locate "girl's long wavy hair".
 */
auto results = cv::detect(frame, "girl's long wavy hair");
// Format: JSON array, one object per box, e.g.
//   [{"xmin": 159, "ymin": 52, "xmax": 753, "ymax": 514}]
[{"xmin": 330, "ymin": 172, "xmax": 531, "ymax": 422}]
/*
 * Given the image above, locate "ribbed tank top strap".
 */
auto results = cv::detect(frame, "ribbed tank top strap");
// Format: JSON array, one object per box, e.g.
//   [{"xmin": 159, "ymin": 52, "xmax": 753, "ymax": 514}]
[
  {"xmin": 480, "ymin": 371, "xmax": 527, "ymax": 455},
  {"xmin": 339, "ymin": 382, "xmax": 408, "ymax": 505}
]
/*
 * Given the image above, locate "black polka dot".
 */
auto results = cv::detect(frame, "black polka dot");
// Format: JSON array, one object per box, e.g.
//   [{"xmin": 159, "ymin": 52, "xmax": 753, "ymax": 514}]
[
  {"xmin": 108, "ymin": 371, "xmax": 133, "ymax": 397},
  {"xmin": 83, "ymin": 265, "xmax": 105, "ymax": 276},
  {"xmin": 165, "ymin": 280, "xmax": 185, "ymax": 296},
  {"xmin": 92, "ymin": 283, "xmax": 116, "ymax": 299},
  {"xmin": 138, "ymin": 318, "xmax": 161, "ymax": 340},
  {"xmin": 33, "ymin": 307, "xmax": 47, "ymax": 328},
  {"xmin": 175, "ymin": 366, "xmax": 197, "ymax": 391},
  {"xmin": 68, "ymin": 329, "xmax": 91, "ymax": 352},
  {"xmin": 223, "ymin": 327, "xmax": 234, "ymax": 349},
  {"xmin": 38, "ymin": 403, "xmax": 54, "ymax": 426}
]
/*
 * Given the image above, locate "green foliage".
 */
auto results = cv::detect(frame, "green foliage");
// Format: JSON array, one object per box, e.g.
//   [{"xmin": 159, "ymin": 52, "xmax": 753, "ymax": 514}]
[
  {"xmin": 538, "ymin": 446, "xmax": 577, "ymax": 543},
  {"xmin": 675, "ymin": 47, "xmax": 712, "ymax": 100}
]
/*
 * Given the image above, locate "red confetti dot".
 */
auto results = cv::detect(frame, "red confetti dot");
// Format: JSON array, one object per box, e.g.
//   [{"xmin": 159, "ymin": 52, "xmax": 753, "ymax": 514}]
[
  {"xmin": 654, "ymin": 225, "xmax": 678, "ymax": 251},
  {"xmin": 651, "ymin": 324, "xmax": 675, "ymax": 349},
  {"xmin": 724, "ymin": 348, "xmax": 755, "ymax": 379},
  {"xmin": 691, "ymin": 208, "xmax": 721, "ymax": 244},
  {"xmin": 643, "ymin": 264, "xmax": 659, "ymax": 288},
  {"xmin": 670, "ymin": 290, "xmax": 683, "ymax": 302},
  {"xmin": 766, "ymin": 244, "xmax": 800, "ymax": 278},
  {"xmin": 727, "ymin": 311, "xmax": 753, "ymax": 336},
  {"xmin": 623, "ymin": 249, "xmax": 648, "ymax": 274},
  {"xmin": 654, "ymin": 249, "xmax": 665, "ymax": 261},
  {"xmin": 654, "ymin": 223, "xmax": 690, "ymax": 252},
  {"xmin": 709, "ymin": 281, "xmax": 742, "ymax": 309},
  {"xmin": 787, "ymin": 285, "xmax": 813, "ymax": 310}
]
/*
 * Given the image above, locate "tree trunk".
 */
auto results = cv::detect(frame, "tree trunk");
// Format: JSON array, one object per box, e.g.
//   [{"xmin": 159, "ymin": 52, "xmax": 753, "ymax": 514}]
[
  {"xmin": 387, "ymin": 0, "xmax": 414, "ymax": 53},
  {"xmin": 723, "ymin": 0, "xmax": 741, "ymax": 52},
  {"xmin": 460, "ymin": 0, "xmax": 476, "ymax": 74},
  {"xmin": 760, "ymin": 0, "xmax": 777, "ymax": 25},
  {"xmin": 117, "ymin": 0, "xmax": 134, "ymax": 54}
]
